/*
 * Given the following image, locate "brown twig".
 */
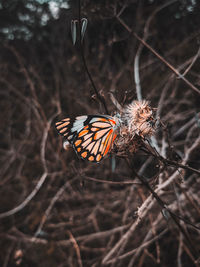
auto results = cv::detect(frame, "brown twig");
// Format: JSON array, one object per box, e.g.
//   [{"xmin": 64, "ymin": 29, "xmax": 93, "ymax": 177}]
[{"xmin": 116, "ymin": 16, "xmax": 200, "ymax": 96}]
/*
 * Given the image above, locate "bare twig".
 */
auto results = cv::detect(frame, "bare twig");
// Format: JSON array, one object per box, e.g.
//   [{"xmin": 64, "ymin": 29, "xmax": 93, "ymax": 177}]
[{"xmin": 116, "ymin": 16, "xmax": 200, "ymax": 95}]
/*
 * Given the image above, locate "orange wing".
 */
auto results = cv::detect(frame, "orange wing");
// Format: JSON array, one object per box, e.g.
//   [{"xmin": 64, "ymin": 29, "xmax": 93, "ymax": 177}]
[{"xmin": 55, "ymin": 115, "xmax": 118, "ymax": 162}]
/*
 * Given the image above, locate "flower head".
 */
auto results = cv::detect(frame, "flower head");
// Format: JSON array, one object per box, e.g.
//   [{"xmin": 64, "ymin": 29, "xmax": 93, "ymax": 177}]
[
  {"xmin": 113, "ymin": 100, "xmax": 155, "ymax": 157},
  {"xmin": 123, "ymin": 100, "xmax": 155, "ymax": 137}
]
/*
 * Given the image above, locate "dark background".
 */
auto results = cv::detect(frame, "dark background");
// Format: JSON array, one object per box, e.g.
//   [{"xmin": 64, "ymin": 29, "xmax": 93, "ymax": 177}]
[{"xmin": 0, "ymin": 0, "xmax": 200, "ymax": 266}]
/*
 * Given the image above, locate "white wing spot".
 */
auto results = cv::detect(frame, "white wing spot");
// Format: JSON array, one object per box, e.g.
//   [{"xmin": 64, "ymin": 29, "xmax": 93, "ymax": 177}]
[
  {"xmin": 71, "ymin": 116, "xmax": 87, "ymax": 132},
  {"xmin": 63, "ymin": 140, "xmax": 70, "ymax": 150}
]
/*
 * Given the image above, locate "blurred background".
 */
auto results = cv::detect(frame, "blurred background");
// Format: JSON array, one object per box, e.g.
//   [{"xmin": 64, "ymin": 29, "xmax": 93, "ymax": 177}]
[{"xmin": 0, "ymin": 0, "xmax": 200, "ymax": 266}]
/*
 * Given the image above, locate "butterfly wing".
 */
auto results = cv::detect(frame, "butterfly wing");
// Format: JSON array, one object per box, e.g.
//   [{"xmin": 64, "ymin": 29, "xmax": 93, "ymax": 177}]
[
  {"xmin": 55, "ymin": 115, "xmax": 118, "ymax": 162},
  {"xmin": 55, "ymin": 116, "xmax": 89, "ymax": 143}
]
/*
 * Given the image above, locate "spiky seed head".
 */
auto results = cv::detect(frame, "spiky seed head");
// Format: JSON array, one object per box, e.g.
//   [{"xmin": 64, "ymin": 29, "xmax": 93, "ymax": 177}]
[
  {"xmin": 123, "ymin": 100, "xmax": 155, "ymax": 137},
  {"xmin": 112, "ymin": 100, "xmax": 155, "ymax": 157}
]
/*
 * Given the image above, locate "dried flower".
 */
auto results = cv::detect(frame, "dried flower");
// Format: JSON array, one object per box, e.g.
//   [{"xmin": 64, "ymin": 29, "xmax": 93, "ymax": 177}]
[
  {"xmin": 113, "ymin": 100, "xmax": 155, "ymax": 156},
  {"xmin": 122, "ymin": 100, "xmax": 155, "ymax": 137}
]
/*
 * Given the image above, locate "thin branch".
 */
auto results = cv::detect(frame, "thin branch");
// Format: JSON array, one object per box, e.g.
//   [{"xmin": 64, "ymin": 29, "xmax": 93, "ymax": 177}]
[
  {"xmin": 181, "ymin": 46, "xmax": 200, "ymax": 77},
  {"xmin": 78, "ymin": 0, "xmax": 109, "ymax": 114},
  {"xmin": 116, "ymin": 16, "xmax": 200, "ymax": 96},
  {"xmin": 0, "ymin": 172, "xmax": 47, "ymax": 219},
  {"xmin": 134, "ymin": 0, "xmax": 178, "ymax": 101},
  {"xmin": 67, "ymin": 230, "xmax": 83, "ymax": 267}
]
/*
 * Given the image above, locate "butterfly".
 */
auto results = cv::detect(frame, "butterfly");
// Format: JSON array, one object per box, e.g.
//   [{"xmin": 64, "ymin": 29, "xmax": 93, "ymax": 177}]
[{"xmin": 55, "ymin": 115, "xmax": 119, "ymax": 162}]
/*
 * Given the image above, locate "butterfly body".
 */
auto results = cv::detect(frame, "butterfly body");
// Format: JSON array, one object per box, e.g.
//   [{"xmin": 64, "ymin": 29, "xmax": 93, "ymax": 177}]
[{"xmin": 55, "ymin": 115, "xmax": 120, "ymax": 162}]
